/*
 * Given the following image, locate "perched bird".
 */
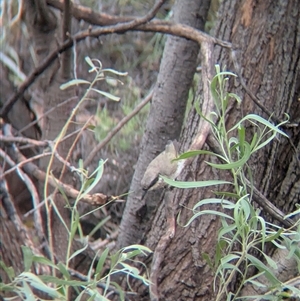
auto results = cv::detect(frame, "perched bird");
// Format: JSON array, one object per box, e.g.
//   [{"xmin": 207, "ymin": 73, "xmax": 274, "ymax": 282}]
[{"xmin": 141, "ymin": 140, "xmax": 180, "ymax": 192}]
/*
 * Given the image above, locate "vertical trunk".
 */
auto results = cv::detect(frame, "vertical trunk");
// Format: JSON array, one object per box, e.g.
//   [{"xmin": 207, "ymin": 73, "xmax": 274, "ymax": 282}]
[
  {"xmin": 117, "ymin": 0, "xmax": 211, "ymax": 249},
  {"xmin": 24, "ymin": 0, "xmax": 77, "ymax": 263},
  {"xmin": 141, "ymin": 0, "xmax": 300, "ymax": 300}
]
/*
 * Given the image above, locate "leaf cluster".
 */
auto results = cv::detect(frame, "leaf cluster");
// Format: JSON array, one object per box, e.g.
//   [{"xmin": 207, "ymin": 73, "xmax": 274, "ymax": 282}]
[{"xmin": 162, "ymin": 66, "xmax": 300, "ymax": 300}]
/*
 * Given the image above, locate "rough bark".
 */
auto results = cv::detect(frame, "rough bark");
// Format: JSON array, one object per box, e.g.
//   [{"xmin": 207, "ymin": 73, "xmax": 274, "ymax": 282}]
[
  {"xmin": 117, "ymin": 0, "xmax": 211, "ymax": 249},
  {"xmin": 137, "ymin": 0, "xmax": 300, "ymax": 300}
]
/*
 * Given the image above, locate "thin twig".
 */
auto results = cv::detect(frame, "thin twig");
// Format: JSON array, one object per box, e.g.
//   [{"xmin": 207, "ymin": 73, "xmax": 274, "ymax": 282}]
[
  {"xmin": 0, "ymin": 150, "xmax": 44, "ymax": 241},
  {"xmin": 0, "ymin": 135, "xmax": 48, "ymax": 147},
  {"xmin": 1, "ymin": 151, "xmax": 52, "ymax": 178},
  {"xmin": 3, "ymin": 124, "xmax": 114, "ymax": 206},
  {"xmin": 0, "ymin": 134, "xmax": 77, "ymax": 178},
  {"xmin": 61, "ymin": 0, "xmax": 72, "ymax": 79},
  {"xmin": 18, "ymin": 96, "xmax": 77, "ymax": 135},
  {"xmin": 231, "ymin": 50, "xmax": 276, "ymax": 120},
  {"xmin": 53, "ymin": 116, "xmax": 93, "ymax": 203},
  {"xmin": 84, "ymin": 89, "xmax": 153, "ymax": 167}
]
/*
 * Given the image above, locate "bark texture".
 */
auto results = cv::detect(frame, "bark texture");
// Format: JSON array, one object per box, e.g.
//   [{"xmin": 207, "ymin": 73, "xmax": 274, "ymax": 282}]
[
  {"xmin": 117, "ymin": 0, "xmax": 211, "ymax": 249},
  {"xmin": 137, "ymin": 0, "xmax": 300, "ymax": 300}
]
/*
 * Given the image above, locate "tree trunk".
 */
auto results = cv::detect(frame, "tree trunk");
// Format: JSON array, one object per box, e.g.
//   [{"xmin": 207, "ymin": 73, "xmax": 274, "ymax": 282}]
[
  {"xmin": 136, "ymin": 0, "xmax": 300, "ymax": 300},
  {"xmin": 117, "ymin": 0, "xmax": 211, "ymax": 249},
  {"xmin": 23, "ymin": 0, "xmax": 77, "ymax": 265}
]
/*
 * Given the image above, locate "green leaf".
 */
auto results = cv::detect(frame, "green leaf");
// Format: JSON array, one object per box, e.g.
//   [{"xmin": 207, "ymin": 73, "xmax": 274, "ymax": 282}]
[
  {"xmin": 261, "ymin": 253, "xmax": 277, "ymax": 270},
  {"xmin": 160, "ymin": 176, "xmax": 231, "ymax": 189},
  {"xmin": 85, "ymin": 56, "xmax": 95, "ymax": 68},
  {"xmin": 195, "ymin": 102, "xmax": 218, "ymax": 129},
  {"xmin": 174, "ymin": 150, "xmax": 226, "ymax": 161},
  {"xmin": 75, "ymin": 290, "xmax": 90, "ymax": 301},
  {"xmin": 109, "ymin": 281, "xmax": 125, "ymax": 301},
  {"xmin": 39, "ymin": 275, "xmax": 87, "ymax": 287},
  {"xmin": 60, "ymin": 79, "xmax": 91, "ymax": 90},
  {"xmin": 70, "ymin": 210, "xmax": 80, "ymax": 241},
  {"xmin": 265, "ymin": 228, "xmax": 283, "ymax": 243},
  {"xmin": 110, "ymin": 251, "xmax": 122, "ymax": 269},
  {"xmin": 246, "ymin": 254, "xmax": 280, "ymax": 285},
  {"xmin": 206, "ymin": 142, "xmax": 251, "ymax": 170},
  {"xmin": 192, "ymin": 198, "xmax": 233, "ymax": 210},
  {"xmin": 214, "ymin": 191, "xmax": 240, "ymax": 200},
  {"xmin": 32, "ymin": 255, "xmax": 58, "ymax": 269},
  {"xmin": 50, "ymin": 196, "xmax": 69, "ymax": 233},
  {"xmin": 0, "ymin": 260, "xmax": 15, "ymax": 281},
  {"xmin": 101, "ymin": 68, "xmax": 128, "ymax": 76},
  {"xmin": 184, "ymin": 210, "xmax": 233, "ymax": 227},
  {"xmin": 20, "ymin": 272, "xmax": 59, "ymax": 297},
  {"xmin": 96, "ymin": 248, "xmax": 109, "ymax": 279},
  {"xmin": 22, "ymin": 246, "xmax": 33, "ymax": 272},
  {"xmin": 238, "ymin": 126, "xmax": 246, "ymax": 156},
  {"xmin": 228, "ymin": 92, "xmax": 242, "ymax": 104},
  {"xmin": 119, "ymin": 262, "xmax": 139, "ymax": 275},
  {"xmin": 57, "ymin": 262, "xmax": 70, "ymax": 280},
  {"xmin": 231, "ymin": 114, "xmax": 288, "ymax": 137},
  {"xmin": 215, "ymin": 240, "xmax": 227, "ymax": 266},
  {"xmin": 91, "ymin": 88, "xmax": 120, "ymax": 101},
  {"xmin": 218, "ymin": 224, "xmax": 237, "ymax": 239},
  {"xmin": 84, "ymin": 160, "xmax": 105, "ymax": 195},
  {"xmin": 122, "ymin": 244, "xmax": 152, "ymax": 255},
  {"xmin": 202, "ymin": 253, "xmax": 213, "ymax": 268},
  {"xmin": 21, "ymin": 281, "xmax": 35, "ymax": 301},
  {"xmin": 89, "ymin": 216, "xmax": 111, "ymax": 237},
  {"xmin": 250, "ymin": 132, "xmax": 258, "ymax": 150},
  {"xmin": 68, "ymin": 238, "xmax": 88, "ymax": 261},
  {"xmin": 87, "ymin": 251, "xmax": 99, "ymax": 281},
  {"xmin": 221, "ymin": 253, "xmax": 240, "ymax": 265}
]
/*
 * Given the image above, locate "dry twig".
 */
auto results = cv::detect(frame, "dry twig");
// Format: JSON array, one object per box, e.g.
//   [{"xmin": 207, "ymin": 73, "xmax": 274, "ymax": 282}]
[
  {"xmin": 84, "ymin": 89, "xmax": 153, "ymax": 167},
  {"xmin": 2, "ymin": 124, "xmax": 117, "ymax": 206}
]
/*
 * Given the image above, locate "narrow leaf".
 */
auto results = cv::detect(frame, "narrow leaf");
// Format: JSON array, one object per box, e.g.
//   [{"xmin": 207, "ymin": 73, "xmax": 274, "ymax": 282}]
[
  {"xmin": 22, "ymin": 246, "xmax": 33, "ymax": 272},
  {"xmin": 91, "ymin": 88, "xmax": 120, "ymax": 101},
  {"xmin": 96, "ymin": 248, "xmax": 109, "ymax": 278},
  {"xmin": 206, "ymin": 142, "xmax": 251, "ymax": 170},
  {"xmin": 175, "ymin": 150, "xmax": 226, "ymax": 161},
  {"xmin": 85, "ymin": 56, "xmax": 95, "ymax": 68},
  {"xmin": 57, "ymin": 262, "xmax": 70, "ymax": 280},
  {"xmin": 160, "ymin": 176, "xmax": 231, "ymax": 188},
  {"xmin": 60, "ymin": 79, "xmax": 91, "ymax": 90}
]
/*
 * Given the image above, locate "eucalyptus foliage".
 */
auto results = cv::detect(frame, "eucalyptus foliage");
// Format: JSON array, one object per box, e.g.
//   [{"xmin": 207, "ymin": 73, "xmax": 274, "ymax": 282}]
[{"xmin": 163, "ymin": 66, "xmax": 300, "ymax": 300}]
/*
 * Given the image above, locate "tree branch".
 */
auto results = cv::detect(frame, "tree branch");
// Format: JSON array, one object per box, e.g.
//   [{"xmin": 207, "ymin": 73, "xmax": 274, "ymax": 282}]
[
  {"xmin": 0, "ymin": 3, "xmax": 231, "ymax": 118},
  {"xmin": 61, "ymin": 0, "xmax": 72, "ymax": 79}
]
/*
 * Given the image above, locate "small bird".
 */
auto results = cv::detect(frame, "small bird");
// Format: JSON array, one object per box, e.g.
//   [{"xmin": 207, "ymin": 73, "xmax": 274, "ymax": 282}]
[{"xmin": 141, "ymin": 140, "xmax": 180, "ymax": 192}]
